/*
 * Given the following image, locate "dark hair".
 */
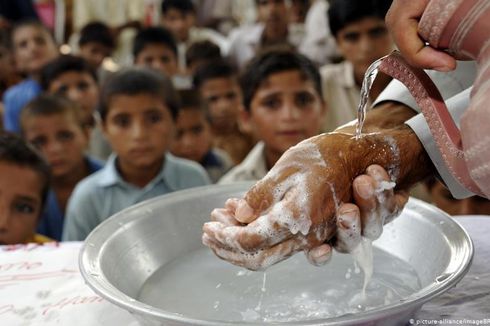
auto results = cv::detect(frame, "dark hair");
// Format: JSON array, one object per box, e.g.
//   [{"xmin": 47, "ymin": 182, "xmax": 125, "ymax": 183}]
[
  {"xmin": 240, "ymin": 49, "xmax": 323, "ymax": 111},
  {"xmin": 132, "ymin": 27, "xmax": 178, "ymax": 58},
  {"xmin": 0, "ymin": 132, "xmax": 51, "ymax": 207},
  {"xmin": 40, "ymin": 55, "xmax": 97, "ymax": 90},
  {"xmin": 98, "ymin": 67, "xmax": 180, "ymax": 121},
  {"xmin": 20, "ymin": 94, "xmax": 86, "ymax": 131},
  {"xmin": 193, "ymin": 59, "xmax": 237, "ymax": 89},
  {"xmin": 328, "ymin": 0, "xmax": 392, "ymax": 37},
  {"xmin": 78, "ymin": 21, "xmax": 115, "ymax": 49},
  {"xmin": 161, "ymin": 0, "xmax": 195, "ymax": 15},
  {"xmin": 185, "ymin": 40, "xmax": 221, "ymax": 68}
]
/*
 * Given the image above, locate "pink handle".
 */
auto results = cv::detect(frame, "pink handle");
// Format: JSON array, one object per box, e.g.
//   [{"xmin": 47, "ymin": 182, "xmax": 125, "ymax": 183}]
[{"xmin": 378, "ymin": 52, "xmax": 483, "ymax": 196}]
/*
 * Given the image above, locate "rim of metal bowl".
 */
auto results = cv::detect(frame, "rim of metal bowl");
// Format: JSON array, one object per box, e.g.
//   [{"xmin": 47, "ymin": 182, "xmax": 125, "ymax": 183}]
[{"xmin": 79, "ymin": 183, "xmax": 474, "ymax": 326}]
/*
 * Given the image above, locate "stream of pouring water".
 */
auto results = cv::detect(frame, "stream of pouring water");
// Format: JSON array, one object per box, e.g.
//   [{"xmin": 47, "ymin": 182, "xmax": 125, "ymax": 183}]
[{"xmin": 355, "ymin": 55, "xmax": 388, "ymax": 139}]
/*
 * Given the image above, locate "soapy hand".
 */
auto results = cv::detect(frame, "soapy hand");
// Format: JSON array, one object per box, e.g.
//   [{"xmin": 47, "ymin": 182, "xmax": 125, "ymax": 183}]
[
  {"xmin": 203, "ymin": 135, "xmax": 351, "ymax": 270},
  {"xmin": 385, "ymin": 0, "xmax": 456, "ymax": 71},
  {"xmin": 305, "ymin": 165, "xmax": 409, "ymax": 266}
]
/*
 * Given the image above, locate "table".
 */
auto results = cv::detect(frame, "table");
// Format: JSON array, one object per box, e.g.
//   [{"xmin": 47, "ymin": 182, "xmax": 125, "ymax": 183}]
[{"xmin": 0, "ymin": 216, "xmax": 488, "ymax": 325}]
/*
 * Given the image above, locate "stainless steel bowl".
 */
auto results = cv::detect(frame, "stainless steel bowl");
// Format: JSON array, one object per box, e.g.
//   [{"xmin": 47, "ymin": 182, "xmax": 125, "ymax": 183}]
[{"xmin": 80, "ymin": 183, "xmax": 473, "ymax": 326}]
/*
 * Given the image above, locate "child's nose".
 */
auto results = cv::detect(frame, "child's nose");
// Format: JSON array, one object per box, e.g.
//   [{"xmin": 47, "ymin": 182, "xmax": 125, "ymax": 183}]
[
  {"xmin": 282, "ymin": 102, "xmax": 301, "ymax": 120},
  {"xmin": 130, "ymin": 122, "xmax": 147, "ymax": 139}
]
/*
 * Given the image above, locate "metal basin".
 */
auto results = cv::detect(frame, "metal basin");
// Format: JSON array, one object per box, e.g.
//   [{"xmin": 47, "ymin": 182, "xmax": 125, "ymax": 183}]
[{"xmin": 80, "ymin": 183, "xmax": 473, "ymax": 325}]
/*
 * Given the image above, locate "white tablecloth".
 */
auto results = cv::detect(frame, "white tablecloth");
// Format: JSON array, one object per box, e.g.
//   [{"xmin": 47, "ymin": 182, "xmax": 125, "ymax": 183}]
[{"xmin": 0, "ymin": 216, "xmax": 488, "ymax": 325}]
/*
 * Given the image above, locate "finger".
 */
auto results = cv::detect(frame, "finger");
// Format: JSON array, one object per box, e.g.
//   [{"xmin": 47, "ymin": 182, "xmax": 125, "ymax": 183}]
[
  {"xmin": 224, "ymin": 198, "xmax": 240, "ymax": 213},
  {"xmin": 352, "ymin": 174, "xmax": 377, "ymax": 212},
  {"xmin": 305, "ymin": 244, "xmax": 332, "ymax": 266},
  {"xmin": 211, "ymin": 237, "xmax": 306, "ymax": 271},
  {"xmin": 203, "ymin": 213, "xmax": 292, "ymax": 252},
  {"xmin": 210, "ymin": 208, "xmax": 241, "ymax": 226},
  {"xmin": 334, "ymin": 203, "xmax": 362, "ymax": 253},
  {"xmin": 367, "ymin": 164, "xmax": 396, "ymax": 216},
  {"xmin": 385, "ymin": 0, "xmax": 456, "ymax": 71},
  {"xmin": 353, "ymin": 175, "xmax": 382, "ymax": 240},
  {"xmin": 385, "ymin": 191, "xmax": 409, "ymax": 224}
]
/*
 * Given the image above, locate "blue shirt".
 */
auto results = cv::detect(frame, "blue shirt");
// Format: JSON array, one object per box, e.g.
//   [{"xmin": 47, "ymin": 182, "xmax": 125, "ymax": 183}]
[
  {"xmin": 37, "ymin": 157, "xmax": 104, "ymax": 241},
  {"xmin": 62, "ymin": 153, "xmax": 211, "ymax": 241},
  {"xmin": 3, "ymin": 78, "xmax": 41, "ymax": 132}
]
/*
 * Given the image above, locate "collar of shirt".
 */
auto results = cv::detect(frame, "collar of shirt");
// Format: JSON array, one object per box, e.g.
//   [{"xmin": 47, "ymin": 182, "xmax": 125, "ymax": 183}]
[
  {"xmin": 238, "ymin": 141, "xmax": 268, "ymax": 180},
  {"xmin": 340, "ymin": 60, "xmax": 356, "ymax": 89},
  {"xmin": 95, "ymin": 152, "xmax": 182, "ymax": 191}
]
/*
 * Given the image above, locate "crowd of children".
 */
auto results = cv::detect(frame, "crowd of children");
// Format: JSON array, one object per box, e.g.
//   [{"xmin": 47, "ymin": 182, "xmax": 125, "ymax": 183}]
[{"xmin": 0, "ymin": 0, "xmax": 487, "ymax": 245}]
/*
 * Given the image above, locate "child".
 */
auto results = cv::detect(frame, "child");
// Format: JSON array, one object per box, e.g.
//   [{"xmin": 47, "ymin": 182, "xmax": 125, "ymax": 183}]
[
  {"xmin": 78, "ymin": 21, "xmax": 115, "ymax": 71},
  {"xmin": 0, "ymin": 132, "xmax": 52, "ymax": 244},
  {"xmin": 425, "ymin": 177, "xmax": 490, "ymax": 216},
  {"xmin": 193, "ymin": 60, "xmax": 255, "ymax": 164},
  {"xmin": 320, "ymin": 0, "xmax": 393, "ymax": 132},
  {"xmin": 133, "ymin": 27, "xmax": 179, "ymax": 78},
  {"xmin": 160, "ymin": 0, "xmax": 228, "ymax": 72},
  {"xmin": 40, "ymin": 54, "xmax": 112, "ymax": 161},
  {"xmin": 170, "ymin": 89, "xmax": 233, "ymax": 183},
  {"xmin": 185, "ymin": 40, "xmax": 221, "ymax": 75},
  {"xmin": 20, "ymin": 95, "xmax": 103, "ymax": 241},
  {"xmin": 219, "ymin": 49, "xmax": 326, "ymax": 183},
  {"xmin": 62, "ymin": 68, "xmax": 211, "ymax": 241},
  {"xmin": 3, "ymin": 20, "xmax": 59, "ymax": 133}
]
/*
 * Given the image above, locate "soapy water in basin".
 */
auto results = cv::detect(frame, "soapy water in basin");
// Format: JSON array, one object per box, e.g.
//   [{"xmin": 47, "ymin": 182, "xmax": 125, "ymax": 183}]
[{"xmin": 138, "ymin": 247, "xmax": 421, "ymax": 323}]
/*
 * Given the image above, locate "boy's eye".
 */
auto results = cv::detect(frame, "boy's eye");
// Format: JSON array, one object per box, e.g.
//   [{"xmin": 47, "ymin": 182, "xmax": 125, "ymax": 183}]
[
  {"xmin": 261, "ymin": 96, "xmax": 281, "ymax": 110},
  {"xmin": 146, "ymin": 111, "xmax": 163, "ymax": 124},
  {"xmin": 34, "ymin": 36, "xmax": 47, "ymax": 46},
  {"xmin": 17, "ymin": 40, "xmax": 28, "ymax": 49},
  {"xmin": 225, "ymin": 92, "xmax": 237, "ymax": 100},
  {"xmin": 57, "ymin": 131, "xmax": 75, "ymax": 142},
  {"xmin": 13, "ymin": 202, "xmax": 35, "ymax": 214},
  {"xmin": 191, "ymin": 125, "xmax": 203, "ymax": 135},
  {"xmin": 295, "ymin": 92, "xmax": 315, "ymax": 107},
  {"xmin": 160, "ymin": 56, "xmax": 170, "ymax": 64},
  {"xmin": 77, "ymin": 81, "xmax": 90, "ymax": 91},
  {"xmin": 206, "ymin": 95, "xmax": 219, "ymax": 104},
  {"xmin": 368, "ymin": 26, "xmax": 388, "ymax": 39},
  {"xmin": 343, "ymin": 32, "xmax": 360, "ymax": 43},
  {"xmin": 113, "ymin": 115, "xmax": 131, "ymax": 128},
  {"xmin": 30, "ymin": 136, "xmax": 47, "ymax": 148},
  {"xmin": 55, "ymin": 85, "xmax": 69, "ymax": 95}
]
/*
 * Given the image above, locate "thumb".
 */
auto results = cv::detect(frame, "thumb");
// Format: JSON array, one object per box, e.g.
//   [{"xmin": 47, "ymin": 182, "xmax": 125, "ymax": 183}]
[{"xmin": 236, "ymin": 177, "xmax": 277, "ymax": 223}]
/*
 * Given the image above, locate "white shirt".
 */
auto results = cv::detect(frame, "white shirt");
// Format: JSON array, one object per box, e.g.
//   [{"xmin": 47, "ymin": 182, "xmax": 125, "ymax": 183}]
[
  {"xmin": 298, "ymin": 0, "xmax": 338, "ymax": 66},
  {"xmin": 227, "ymin": 23, "xmax": 304, "ymax": 70},
  {"xmin": 218, "ymin": 142, "xmax": 268, "ymax": 184},
  {"xmin": 320, "ymin": 61, "xmax": 363, "ymax": 132}
]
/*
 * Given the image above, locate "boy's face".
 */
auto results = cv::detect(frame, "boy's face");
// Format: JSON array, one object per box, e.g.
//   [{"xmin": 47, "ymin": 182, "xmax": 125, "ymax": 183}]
[
  {"xmin": 0, "ymin": 162, "xmax": 43, "ymax": 245},
  {"xmin": 23, "ymin": 113, "xmax": 89, "ymax": 178},
  {"xmin": 134, "ymin": 44, "xmax": 178, "ymax": 77},
  {"xmin": 336, "ymin": 17, "xmax": 393, "ymax": 76},
  {"xmin": 102, "ymin": 93, "xmax": 174, "ymax": 171},
  {"xmin": 242, "ymin": 70, "xmax": 325, "ymax": 156},
  {"xmin": 13, "ymin": 26, "xmax": 58, "ymax": 75},
  {"xmin": 171, "ymin": 109, "xmax": 211, "ymax": 163},
  {"xmin": 199, "ymin": 77, "xmax": 242, "ymax": 132},
  {"xmin": 48, "ymin": 71, "xmax": 99, "ymax": 118},
  {"xmin": 79, "ymin": 42, "xmax": 112, "ymax": 69},
  {"xmin": 161, "ymin": 8, "xmax": 194, "ymax": 43},
  {"xmin": 257, "ymin": 0, "xmax": 288, "ymax": 34}
]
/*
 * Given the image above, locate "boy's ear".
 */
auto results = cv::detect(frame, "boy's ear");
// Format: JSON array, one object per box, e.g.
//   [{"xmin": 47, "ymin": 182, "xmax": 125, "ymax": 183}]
[{"xmin": 238, "ymin": 106, "xmax": 253, "ymax": 134}]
